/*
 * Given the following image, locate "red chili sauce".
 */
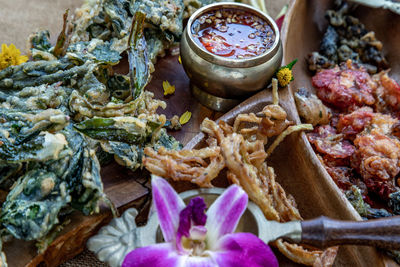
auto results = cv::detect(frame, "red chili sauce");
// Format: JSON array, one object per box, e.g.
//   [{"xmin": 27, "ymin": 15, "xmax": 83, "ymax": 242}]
[{"xmin": 191, "ymin": 9, "xmax": 275, "ymax": 59}]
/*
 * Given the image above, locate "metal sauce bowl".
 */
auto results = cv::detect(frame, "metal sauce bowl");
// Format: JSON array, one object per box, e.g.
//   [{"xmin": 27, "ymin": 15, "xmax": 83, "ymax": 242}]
[{"xmin": 180, "ymin": 2, "xmax": 283, "ymax": 112}]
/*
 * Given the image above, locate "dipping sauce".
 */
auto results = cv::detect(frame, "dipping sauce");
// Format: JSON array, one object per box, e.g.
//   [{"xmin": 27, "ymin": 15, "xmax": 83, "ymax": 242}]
[{"xmin": 191, "ymin": 8, "xmax": 275, "ymax": 59}]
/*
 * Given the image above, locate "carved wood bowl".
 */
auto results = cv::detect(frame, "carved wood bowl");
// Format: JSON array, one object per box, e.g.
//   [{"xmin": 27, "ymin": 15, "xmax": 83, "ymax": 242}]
[{"xmin": 183, "ymin": 0, "xmax": 400, "ymax": 266}]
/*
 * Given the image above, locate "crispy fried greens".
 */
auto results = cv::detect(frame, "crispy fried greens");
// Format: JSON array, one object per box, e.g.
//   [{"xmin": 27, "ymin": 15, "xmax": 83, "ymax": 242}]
[
  {"xmin": 0, "ymin": 0, "xmax": 192, "ymax": 257},
  {"xmin": 143, "ymin": 80, "xmax": 337, "ymax": 266}
]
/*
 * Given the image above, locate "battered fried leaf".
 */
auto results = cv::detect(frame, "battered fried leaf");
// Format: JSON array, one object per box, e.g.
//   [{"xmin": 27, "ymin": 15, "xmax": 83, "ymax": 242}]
[
  {"xmin": 29, "ymin": 30, "xmax": 52, "ymax": 52},
  {"xmin": 0, "ymin": 126, "xmax": 106, "ymax": 241},
  {"xmin": 0, "ymin": 170, "xmax": 69, "ymax": 240},
  {"xmin": 67, "ymin": 39, "xmax": 121, "ymax": 65},
  {"xmin": 74, "ymin": 116, "xmax": 160, "ymax": 144},
  {"xmin": 132, "ymin": 0, "xmax": 184, "ymax": 37},
  {"xmin": 69, "ymin": 90, "xmax": 166, "ymax": 120},
  {"xmin": 0, "ymin": 108, "xmax": 69, "ymax": 155},
  {"xmin": 0, "ymin": 60, "xmax": 106, "ymax": 98},
  {"xmin": 70, "ymin": 0, "xmax": 134, "ymax": 52},
  {"xmin": 128, "ymin": 12, "xmax": 150, "ymax": 99},
  {"xmin": 107, "ymin": 74, "xmax": 131, "ymax": 100},
  {"xmin": 144, "ymin": 28, "xmax": 174, "ymax": 72},
  {"xmin": 0, "ymin": 83, "xmax": 72, "ymax": 111},
  {"xmin": 100, "ymin": 128, "xmax": 182, "ymax": 171}
]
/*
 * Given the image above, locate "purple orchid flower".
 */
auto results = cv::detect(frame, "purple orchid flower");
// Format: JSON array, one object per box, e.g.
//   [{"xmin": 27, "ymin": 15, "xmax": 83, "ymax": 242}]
[{"xmin": 122, "ymin": 176, "xmax": 279, "ymax": 267}]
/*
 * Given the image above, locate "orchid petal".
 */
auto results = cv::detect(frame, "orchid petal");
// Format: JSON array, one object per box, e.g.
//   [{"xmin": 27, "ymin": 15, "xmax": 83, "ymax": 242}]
[
  {"xmin": 180, "ymin": 256, "xmax": 217, "ymax": 267},
  {"xmin": 122, "ymin": 243, "xmax": 179, "ymax": 267},
  {"xmin": 208, "ymin": 233, "xmax": 279, "ymax": 267},
  {"xmin": 151, "ymin": 175, "xmax": 185, "ymax": 242},
  {"xmin": 205, "ymin": 185, "xmax": 248, "ymax": 248}
]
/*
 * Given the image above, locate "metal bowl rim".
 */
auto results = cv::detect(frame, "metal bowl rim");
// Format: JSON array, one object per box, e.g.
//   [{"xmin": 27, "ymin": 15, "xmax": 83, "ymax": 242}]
[{"xmin": 185, "ymin": 2, "xmax": 281, "ymax": 68}]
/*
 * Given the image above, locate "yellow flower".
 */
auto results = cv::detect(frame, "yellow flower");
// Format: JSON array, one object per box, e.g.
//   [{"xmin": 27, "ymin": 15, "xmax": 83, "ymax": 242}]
[
  {"xmin": 163, "ymin": 80, "xmax": 176, "ymax": 96},
  {"xmin": 276, "ymin": 68, "xmax": 293, "ymax": 87},
  {"xmin": 179, "ymin": 111, "xmax": 191, "ymax": 125},
  {"xmin": 0, "ymin": 44, "xmax": 28, "ymax": 70}
]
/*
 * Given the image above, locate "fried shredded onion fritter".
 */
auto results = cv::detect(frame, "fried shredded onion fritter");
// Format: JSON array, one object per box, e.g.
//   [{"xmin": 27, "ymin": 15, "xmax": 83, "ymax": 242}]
[{"xmin": 143, "ymin": 79, "xmax": 336, "ymax": 266}]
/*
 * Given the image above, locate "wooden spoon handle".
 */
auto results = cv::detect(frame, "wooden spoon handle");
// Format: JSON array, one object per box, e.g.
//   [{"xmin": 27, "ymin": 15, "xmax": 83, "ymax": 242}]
[{"xmin": 300, "ymin": 216, "xmax": 400, "ymax": 250}]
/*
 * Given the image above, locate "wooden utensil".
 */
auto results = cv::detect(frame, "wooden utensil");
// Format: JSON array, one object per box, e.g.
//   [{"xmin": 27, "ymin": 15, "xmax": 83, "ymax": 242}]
[{"xmin": 262, "ymin": 216, "xmax": 400, "ymax": 250}]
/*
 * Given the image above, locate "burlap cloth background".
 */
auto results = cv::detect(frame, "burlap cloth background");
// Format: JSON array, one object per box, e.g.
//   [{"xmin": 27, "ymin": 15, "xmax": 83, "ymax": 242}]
[{"xmin": 0, "ymin": 0, "xmax": 288, "ymax": 266}]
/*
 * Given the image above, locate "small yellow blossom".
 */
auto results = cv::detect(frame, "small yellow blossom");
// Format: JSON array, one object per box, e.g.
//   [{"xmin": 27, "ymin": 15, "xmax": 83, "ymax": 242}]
[
  {"xmin": 178, "ymin": 56, "xmax": 182, "ymax": 64},
  {"xmin": 0, "ymin": 44, "xmax": 28, "ymax": 70},
  {"xmin": 179, "ymin": 111, "xmax": 192, "ymax": 125},
  {"xmin": 276, "ymin": 68, "xmax": 293, "ymax": 87},
  {"xmin": 275, "ymin": 59, "xmax": 297, "ymax": 87},
  {"xmin": 163, "ymin": 80, "xmax": 176, "ymax": 96}
]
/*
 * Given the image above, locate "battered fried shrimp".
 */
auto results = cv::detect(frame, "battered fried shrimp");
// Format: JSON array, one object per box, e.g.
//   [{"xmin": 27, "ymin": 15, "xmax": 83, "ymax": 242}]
[{"xmin": 143, "ymin": 146, "xmax": 224, "ymax": 187}]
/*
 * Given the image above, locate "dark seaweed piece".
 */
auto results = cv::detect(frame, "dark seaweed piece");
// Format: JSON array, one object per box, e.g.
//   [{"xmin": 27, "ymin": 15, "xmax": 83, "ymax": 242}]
[
  {"xmin": 128, "ymin": 12, "xmax": 150, "ymax": 100},
  {"xmin": 320, "ymin": 26, "xmax": 339, "ymax": 62},
  {"xmin": 384, "ymin": 250, "xmax": 400, "ymax": 265},
  {"xmin": 389, "ymin": 191, "xmax": 400, "ymax": 215},
  {"xmin": 345, "ymin": 185, "xmax": 393, "ymax": 219},
  {"xmin": 307, "ymin": 52, "xmax": 335, "ymax": 72},
  {"xmin": 337, "ymin": 44, "xmax": 359, "ymax": 62}
]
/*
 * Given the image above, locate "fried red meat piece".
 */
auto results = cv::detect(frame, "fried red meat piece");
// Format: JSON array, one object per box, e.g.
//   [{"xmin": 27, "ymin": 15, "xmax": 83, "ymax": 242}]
[
  {"xmin": 337, "ymin": 107, "xmax": 374, "ymax": 136},
  {"xmin": 352, "ymin": 132, "xmax": 400, "ymax": 199},
  {"xmin": 325, "ymin": 165, "xmax": 354, "ymax": 190},
  {"xmin": 374, "ymin": 71, "xmax": 400, "ymax": 111},
  {"xmin": 312, "ymin": 63, "xmax": 376, "ymax": 110},
  {"xmin": 308, "ymin": 125, "xmax": 355, "ymax": 159}
]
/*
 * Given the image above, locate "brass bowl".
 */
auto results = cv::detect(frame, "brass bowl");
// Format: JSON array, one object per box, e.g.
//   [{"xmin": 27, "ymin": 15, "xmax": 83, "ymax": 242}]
[{"xmin": 180, "ymin": 2, "xmax": 283, "ymax": 112}]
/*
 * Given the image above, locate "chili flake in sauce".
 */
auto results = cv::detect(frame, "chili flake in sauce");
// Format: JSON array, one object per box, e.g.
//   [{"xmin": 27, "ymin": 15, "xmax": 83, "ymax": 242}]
[{"xmin": 191, "ymin": 9, "xmax": 275, "ymax": 59}]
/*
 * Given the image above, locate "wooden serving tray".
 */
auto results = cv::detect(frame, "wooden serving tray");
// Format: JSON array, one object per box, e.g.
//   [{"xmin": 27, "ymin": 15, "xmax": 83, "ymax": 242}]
[
  {"xmin": 4, "ymin": 0, "xmax": 397, "ymax": 266},
  {"xmin": 281, "ymin": 0, "xmax": 400, "ymax": 266}
]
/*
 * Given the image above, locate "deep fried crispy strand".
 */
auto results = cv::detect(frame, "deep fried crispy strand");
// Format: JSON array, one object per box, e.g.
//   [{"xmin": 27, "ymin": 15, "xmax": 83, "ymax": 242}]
[
  {"xmin": 264, "ymin": 166, "xmax": 302, "ymax": 221},
  {"xmin": 266, "ymin": 124, "xmax": 313, "ymax": 157},
  {"xmin": 275, "ymin": 239, "xmax": 321, "ymax": 266},
  {"xmin": 272, "ymin": 78, "xmax": 279, "ymax": 105},
  {"xmin": 143, "ymin": 146, "xmax": 224, "ymax": 187},
  {"xmin": 222, "ymin": 133, "xmax": 281, "ymax": 221},
  {"xmin": 233, "ymin": 113, "xmax": 262, "ymax": 133}
]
